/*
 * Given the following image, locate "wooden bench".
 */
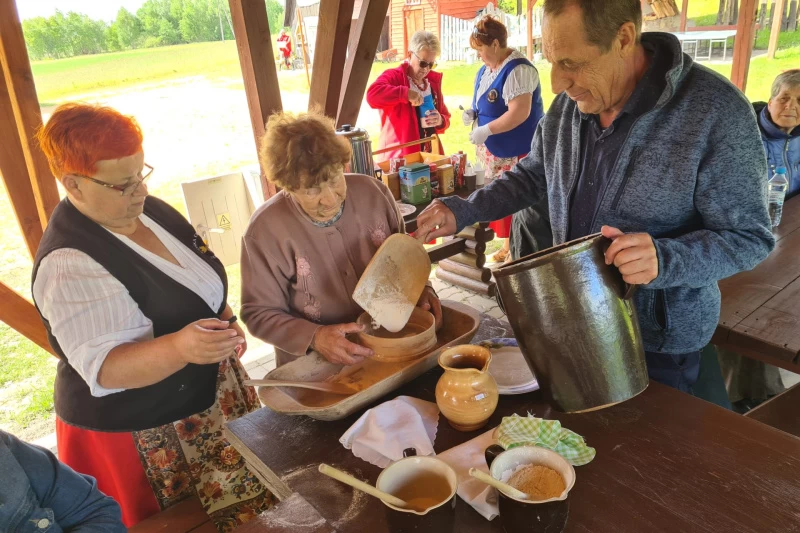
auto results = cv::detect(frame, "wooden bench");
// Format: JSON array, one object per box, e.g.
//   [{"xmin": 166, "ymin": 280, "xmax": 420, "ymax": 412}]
[
  {"xmin": 745, "ymin": 382, "xmax": 800, "ymax": 439},
  {"xmin": 128, "ymin": 497, "xmax": 214, "ymax": 533}
]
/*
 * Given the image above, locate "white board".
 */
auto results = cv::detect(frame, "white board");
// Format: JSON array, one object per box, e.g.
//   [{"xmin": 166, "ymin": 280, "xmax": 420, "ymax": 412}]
[{"xmin": 181, "ymin": 172, "xmax": 255, "ymax": 266}]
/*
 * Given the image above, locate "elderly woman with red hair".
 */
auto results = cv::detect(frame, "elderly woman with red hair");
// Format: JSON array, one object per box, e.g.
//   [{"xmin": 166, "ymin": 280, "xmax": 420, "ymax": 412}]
[{"xmin": 32, "ymin": 103, "xmax": 273, "ymax": 531}]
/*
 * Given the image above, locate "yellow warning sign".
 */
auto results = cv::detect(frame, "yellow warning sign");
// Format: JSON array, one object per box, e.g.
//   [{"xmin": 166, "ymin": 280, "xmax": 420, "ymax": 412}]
[{"xmin": 216, "ymin": 213, "xmax": 232, "ymax": 231}]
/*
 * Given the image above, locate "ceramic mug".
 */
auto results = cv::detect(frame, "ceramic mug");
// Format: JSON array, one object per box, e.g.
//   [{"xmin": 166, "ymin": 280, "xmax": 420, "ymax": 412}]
[
  {"xmin": 376, "ymin": 448, "xmax": 458, "ymax": 533},
  {"xmin": 485, "ymin": 444, "xmax": 576, "ymax": 533}
]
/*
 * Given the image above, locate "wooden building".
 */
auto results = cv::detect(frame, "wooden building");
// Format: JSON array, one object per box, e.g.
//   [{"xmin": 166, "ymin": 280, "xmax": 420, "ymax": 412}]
[{"xmin": 389, "ymin": 0, "xmax": 496, "ymax": 54}]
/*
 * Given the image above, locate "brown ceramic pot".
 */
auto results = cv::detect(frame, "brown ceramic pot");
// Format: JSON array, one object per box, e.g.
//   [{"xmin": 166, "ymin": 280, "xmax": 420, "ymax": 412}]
[{"xmin": 435, "ymin": 345, "xmax": 499, "ymax": 431}]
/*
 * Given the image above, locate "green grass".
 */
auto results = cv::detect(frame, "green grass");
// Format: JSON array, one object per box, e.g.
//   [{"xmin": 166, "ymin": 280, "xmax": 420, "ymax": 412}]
[{"xmin": 704, "ymin": 45, "xmax": 800, "ymax": 101}]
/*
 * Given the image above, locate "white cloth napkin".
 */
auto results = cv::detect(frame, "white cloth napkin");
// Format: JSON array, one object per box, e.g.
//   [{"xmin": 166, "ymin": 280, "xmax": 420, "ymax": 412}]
[
  {"xmin": 339, "ymin": 396, "xmax": 439, "ymax": 468},
  {"xmin": 437, "ymin": 428, "xmax": 499, "ymax": 521}
]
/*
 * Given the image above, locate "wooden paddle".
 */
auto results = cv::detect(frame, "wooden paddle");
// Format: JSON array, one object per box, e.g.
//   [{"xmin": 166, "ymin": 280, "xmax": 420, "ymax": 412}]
[
  {"xmin": 469, "ymin": 468, "xmax": 530, "ymax": 500},
  {"xmin": 318, "ymin": 463, "xmax": 409, "ymax": 508},
  {"xmin": 243, "ymin": 378, "xmax": 357, "ymax": 395}
]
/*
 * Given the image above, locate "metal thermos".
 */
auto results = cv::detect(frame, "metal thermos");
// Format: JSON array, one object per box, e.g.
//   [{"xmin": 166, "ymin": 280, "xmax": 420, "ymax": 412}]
[
  {"xmin": 336, "ymin": 124, "xmax": 375, "ymax": 177},
  {"xmin": 493, "ymin": 233, "xmax": 649, "ymax": 413}
]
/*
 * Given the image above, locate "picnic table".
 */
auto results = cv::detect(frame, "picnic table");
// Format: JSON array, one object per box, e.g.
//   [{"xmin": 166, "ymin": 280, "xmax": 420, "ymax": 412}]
[
  {"xmin": 226, "ymin": 314, "xmax": 800, "ymax": 533},
  {"xmin": 713, "ymin": 195, "xmax": 800, "ymax": 373},
  {"xmin": 670, "ymin": 30, "xmax": 737, "ymax": 61}
]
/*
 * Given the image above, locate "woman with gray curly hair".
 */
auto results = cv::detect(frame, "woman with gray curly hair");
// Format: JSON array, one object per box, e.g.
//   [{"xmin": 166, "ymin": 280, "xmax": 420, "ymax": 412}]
[{"xmin": 367, "ymin": 30, "xmax": 451, "ymax": 162}]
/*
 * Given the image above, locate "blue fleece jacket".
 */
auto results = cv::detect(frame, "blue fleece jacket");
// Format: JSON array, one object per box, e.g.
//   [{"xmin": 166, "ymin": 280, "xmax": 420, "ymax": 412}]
[{"xmin": 440, "ymin": 32, "xmax": 775, "ymax": 354}]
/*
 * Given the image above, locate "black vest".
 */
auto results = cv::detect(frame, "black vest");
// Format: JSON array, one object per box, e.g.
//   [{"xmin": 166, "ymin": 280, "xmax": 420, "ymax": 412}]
[{"xmin": 32, "ymin": 197, "xmax": 228, "ymax": 432}]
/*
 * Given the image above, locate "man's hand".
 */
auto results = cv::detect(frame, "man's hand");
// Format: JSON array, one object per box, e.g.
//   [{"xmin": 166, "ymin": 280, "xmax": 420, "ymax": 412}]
[
  {"xmin": 311, "ymin": 323, "xmax": 374, "ymax": 365},
  {"xmin": 416, "ymin": 286, "xmax": 443, "ymax": 330},
  {"xmin": 408, "ymin": 88, "xmax": 423, "ymax": 106},
  {"xmin": 414, "ymin": 200, "xmax": 457, "ymax": 242},
  {"xmin": 602, "ymin": 225, "xmax": 659, "ymax": 285}
]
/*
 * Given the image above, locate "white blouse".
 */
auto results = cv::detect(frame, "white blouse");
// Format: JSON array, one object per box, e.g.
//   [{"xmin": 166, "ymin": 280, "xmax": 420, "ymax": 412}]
[
  {"xmin": 33, "ymin": 214, "xmax": 225, "ymax": 398},
  {"xmin": 476, "ymin": 49, "xmax": 539, "ymax": 106}
]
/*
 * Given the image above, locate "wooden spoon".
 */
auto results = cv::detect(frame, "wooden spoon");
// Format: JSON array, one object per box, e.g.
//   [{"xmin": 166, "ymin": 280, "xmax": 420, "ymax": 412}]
[
  {"xmin": 243, "ymin": 378, "xmax": 357, "ymax": 395},
  {"xmin": 469, "ymin": 468, "xmax": 529, "ymax": 500},
  {"xmin": 318, "ymin": 463, "xmax": 408, "ymax": 508}
]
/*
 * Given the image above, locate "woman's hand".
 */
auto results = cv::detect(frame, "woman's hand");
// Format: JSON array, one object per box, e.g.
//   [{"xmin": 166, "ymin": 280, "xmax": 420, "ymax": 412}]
[
  {"xmin": 462, "ymin": 108, "xmax": 477, "ymax": 126},
  {"xmin": 171, "ymin": 318, "xmax": 244, "ymax": 365},
  {"xmin": 469, "ymin": 124, "xmax": 493, "ymax": 145},
  {"xmin": 311, "ymin": 323, "xmax": 374, "ymax": 365},
  {"xmin": 416, "ymin": 286, "xmax": 443, "ymax": 330},
  {"xmin": 421, "ymin": 111, "xmax": 442, "ymax": 128},
  {"xmin": 230, "ymin": 320, "xmax": 248, "ymax": 358},
  {"xmin": 408, "ymin": 88, "xmax": 423, "ymax": 106}
]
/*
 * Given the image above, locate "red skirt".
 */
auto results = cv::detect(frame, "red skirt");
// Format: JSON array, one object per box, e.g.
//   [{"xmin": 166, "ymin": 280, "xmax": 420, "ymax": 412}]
[
  {"xmin": 489, "ymin": 217, "xmax": 512, "ymax": 239},
  {"xmin": 56, "ymin": 357, "xmax": 274, "ymax": 531}
]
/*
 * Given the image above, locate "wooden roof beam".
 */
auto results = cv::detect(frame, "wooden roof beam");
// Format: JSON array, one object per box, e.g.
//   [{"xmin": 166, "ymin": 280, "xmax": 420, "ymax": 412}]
[
  {"xmin": 731, "ymin": 0, "xmax": 758, "ymax": 92},
  {"xmin": 229, "ymin": 0, "xmax": 283, "ymax": 200},
  {"xmin": 0, "ymin": 281, "xmax": 53, "ymax": 355},
  {"xmin": 0, "ymin": 0, "xmax": 60, "ymax": 228},
  {"xmin": 309, "ymin": 0, "xmax": 355, "ymax": 119},
  {"xmin": 337, "ymin": 0, "xmax": 392, "ymax": 127},
  {"xmin": 0, "ymin": 70, "xmax": 43, "ymax": 259}
]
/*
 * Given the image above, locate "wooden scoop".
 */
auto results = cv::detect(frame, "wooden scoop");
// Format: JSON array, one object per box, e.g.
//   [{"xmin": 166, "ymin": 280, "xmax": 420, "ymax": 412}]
[
  {"xmin": 243, "ymin": 378, "xmax": 357, "ymax": 396},
  {"xmin": 318, "ymin": 463, "xmax": 409, "ymax": 508},
  {"xmin": 469, "ymin": 468, "xmax": 529, "ymax": 500}
]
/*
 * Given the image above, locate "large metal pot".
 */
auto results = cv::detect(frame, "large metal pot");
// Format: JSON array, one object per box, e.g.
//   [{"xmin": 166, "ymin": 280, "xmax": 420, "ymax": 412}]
[
  {"xmin": 493, "ymin": 233, "xmax": 648, "ymax": 413},
  {"xmin": 335, "ymin": 124, "xmax": 375, "ymax": 176}
]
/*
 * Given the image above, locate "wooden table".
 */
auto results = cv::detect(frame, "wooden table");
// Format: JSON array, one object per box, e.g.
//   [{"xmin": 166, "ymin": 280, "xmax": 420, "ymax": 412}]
[
  {"xmin": 745, "ymin": 382, "xmax": 800, "ymax": 438},
  {"xmin": 227, "ymin": 319, "xmax": 800, "ymax": 532},
  {"xmin": 713, "ymin": 194, "xmax": 800, "ymax": 372}
]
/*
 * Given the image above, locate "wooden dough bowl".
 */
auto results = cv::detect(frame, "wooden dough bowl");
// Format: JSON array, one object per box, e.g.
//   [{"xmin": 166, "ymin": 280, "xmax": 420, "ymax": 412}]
[{"xmin": 355, "ymin": 307, "xmax": 437, "ymax": 363}]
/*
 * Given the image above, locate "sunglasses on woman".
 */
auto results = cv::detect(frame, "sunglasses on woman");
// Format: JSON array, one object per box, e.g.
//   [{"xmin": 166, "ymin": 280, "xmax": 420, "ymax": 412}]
[
  {"xmin": 412, "ymin": 52, "xmax": 437, "ymax": 70},
  {"xmin": 75, "ymin": 163, "xmax": 154, "ymax": 197}
]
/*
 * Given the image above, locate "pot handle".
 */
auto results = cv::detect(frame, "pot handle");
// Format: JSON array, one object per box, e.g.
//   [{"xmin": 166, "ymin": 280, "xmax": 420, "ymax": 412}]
[
  {"xmin": 484, "ymin": 444, "xmax": 505, "ymax": 469},
  {"xmin": 495, "ymin": 290, "xmax": 506, "ymax": 314},
  {"xmin": 622, "ymin": 283, "xmax": 637, "ymax": 300},
  {"xmin": 403, "ymin": 448, "xmax": 417, "ymax": 458}
]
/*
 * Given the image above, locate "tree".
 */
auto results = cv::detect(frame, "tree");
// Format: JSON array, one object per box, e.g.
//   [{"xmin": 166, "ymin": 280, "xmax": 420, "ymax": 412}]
[
  {"xmin": 113, "ymin": 7, "xmax": 143, "ymax": 49},
  {"xmin": 266, "ymin": 0, "xmax": 284, "ymax": 35},
  {"xmin": 180, "ymin": 0, "xmax": 217, "ymax": 42}
]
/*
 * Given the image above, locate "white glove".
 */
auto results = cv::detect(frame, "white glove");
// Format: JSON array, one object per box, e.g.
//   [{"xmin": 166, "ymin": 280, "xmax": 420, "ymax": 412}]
[
  {"xmin": 469, "ymin": 124, "xmax": 492, "ymax": 146},
  {"xmin": 462, "ymin": 108, "xmax": 476, "ymax": 126}
]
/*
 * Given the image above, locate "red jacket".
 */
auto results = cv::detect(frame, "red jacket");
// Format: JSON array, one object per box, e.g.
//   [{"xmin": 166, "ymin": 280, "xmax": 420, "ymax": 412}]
[{"xmin": 367, "ymin": 63, "xmax": 451, "ymax": 162}]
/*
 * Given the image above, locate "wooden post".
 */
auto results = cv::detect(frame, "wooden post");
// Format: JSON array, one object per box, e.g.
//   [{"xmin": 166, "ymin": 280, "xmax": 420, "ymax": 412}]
[
  {"xmin": 228, "ymin": 0, "xmax": 283, "ymax": 200},
  {"xmin": 0, "ymin": 0, "xmax": 60, "ymax": 229},
  {"xmin": 730, "ymin": 0, "xmax": 758, "ymax": 92},
  {"xmin": 680, "ymin": 0, "xmax": 690, "ymax": 31},
  {"xmin": 0, "ymin": 68, "xmax": 44, "ymax": 258},
  {"xmin": 296, "ymin": 8, "xmax": 311, "ymax": 87},
  {"xmin": 0, "ymin": 281, "xmax": 53, "ymax": 355},
  {"xmin": 527, "ymin": 0, "xmax": 534, "ymax": 60},
  {"xmin": 338, "ymin": 0, "xmax": 392, "ymax": 127},
  {"xmin": 768, "ymin": 0, "xmax": 787, "ymax": 57},
  {"xmin": 308, "ymin": 0, "xmax": 354, "ymax": 118}
]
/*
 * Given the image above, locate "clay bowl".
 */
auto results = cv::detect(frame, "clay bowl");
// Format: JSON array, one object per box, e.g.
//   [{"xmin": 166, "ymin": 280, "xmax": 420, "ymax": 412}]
[{"xmin": 356, "ymin": 307, "xmax": 437, "ymax": 363}]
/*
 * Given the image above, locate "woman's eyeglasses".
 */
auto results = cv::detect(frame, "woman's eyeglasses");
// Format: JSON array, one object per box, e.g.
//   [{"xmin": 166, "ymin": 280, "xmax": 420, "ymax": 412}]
[
  {"xmin": 412, "ymin": 52, "xmax": 437, "ymax": 70},
  {"xmin": 76, "ymin": 163, "xmax": 154, "ymax": 196}
]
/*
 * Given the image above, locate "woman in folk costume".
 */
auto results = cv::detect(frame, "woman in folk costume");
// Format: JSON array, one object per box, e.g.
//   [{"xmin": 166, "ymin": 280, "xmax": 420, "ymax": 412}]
[
  {"xmin": 463, "ymin": 15, "xmax": 545, "ymax": 263},
  {"xmin": 32, "ymin": 103, "xmax": 273, "ymax": 531}
]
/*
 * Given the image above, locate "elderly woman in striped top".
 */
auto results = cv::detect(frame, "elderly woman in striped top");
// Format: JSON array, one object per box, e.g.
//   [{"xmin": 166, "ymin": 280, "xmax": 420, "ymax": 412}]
[
  {"xmin": 463, "ymin": 15, "xmax": 545, "ymax": 263},
  {"xmin": 32, "ymin": 103, "xmax": 272, "ymax": 531}
]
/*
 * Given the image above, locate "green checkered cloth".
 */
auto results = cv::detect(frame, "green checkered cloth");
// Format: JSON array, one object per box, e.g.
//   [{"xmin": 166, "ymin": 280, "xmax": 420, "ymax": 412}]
[{"xmin": 496, "ymin": 414, "xmax": 596, "ymax": 466}]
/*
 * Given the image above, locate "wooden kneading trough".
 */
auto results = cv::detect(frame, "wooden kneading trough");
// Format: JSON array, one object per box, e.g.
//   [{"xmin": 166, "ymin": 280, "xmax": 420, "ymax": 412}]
[{"xmin": 257, "ymin": 301, "xmax": 480, "ymax": 420}]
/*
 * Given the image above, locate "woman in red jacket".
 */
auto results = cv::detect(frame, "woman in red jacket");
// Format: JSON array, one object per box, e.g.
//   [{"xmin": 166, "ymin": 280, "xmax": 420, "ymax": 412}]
[{"xmin": 367, "ymin": 31, "xmax": 451, "ymax": 162}]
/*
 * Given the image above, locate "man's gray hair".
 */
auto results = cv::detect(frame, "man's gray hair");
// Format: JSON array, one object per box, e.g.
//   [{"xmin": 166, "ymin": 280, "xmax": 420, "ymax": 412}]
[
  {"xmin": 544, "ymin": 0, "xmax": 642, "ymax": 52},
  {"xmin": 771, "ymin": 69, "xmax": 800, "ymax": 99},
  {"xmin": 409, "ymin": 31, "xmax": 441, "ymax": 56}
]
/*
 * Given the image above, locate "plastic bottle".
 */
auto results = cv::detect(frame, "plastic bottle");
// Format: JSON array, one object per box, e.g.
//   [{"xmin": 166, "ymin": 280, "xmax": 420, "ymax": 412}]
[{"xmin": 768, "ymin": 167, "xmax": 789, "ymax": 227}]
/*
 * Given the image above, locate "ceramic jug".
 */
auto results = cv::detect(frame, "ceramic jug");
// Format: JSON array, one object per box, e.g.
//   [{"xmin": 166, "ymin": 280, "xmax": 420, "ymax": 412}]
[{"xmin": 435, "ymin": 345, "xmax": 498, "ymax": 431}]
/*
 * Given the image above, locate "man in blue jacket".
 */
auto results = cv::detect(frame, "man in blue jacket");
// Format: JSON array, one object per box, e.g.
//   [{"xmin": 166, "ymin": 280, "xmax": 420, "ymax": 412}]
[
  {"xmin": 416, "ymin": 0, "xmax": 775, "ymax": 395},
  {"xmin": 0, "ymin": 430, "xmax": 125, "ymax": 532}
]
